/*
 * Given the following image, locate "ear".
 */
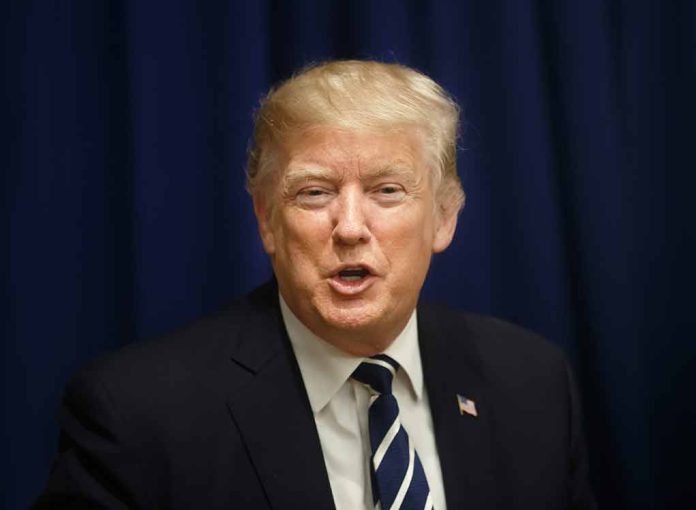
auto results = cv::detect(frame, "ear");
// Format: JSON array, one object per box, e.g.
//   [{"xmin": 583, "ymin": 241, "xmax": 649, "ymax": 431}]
[
  {"xmin": 253, "ymin": 193, "xmax": 276, "ymax": 255},
  {"xmin": 432, "ymin": 201, "xmax": 459, "ymax": 253}
]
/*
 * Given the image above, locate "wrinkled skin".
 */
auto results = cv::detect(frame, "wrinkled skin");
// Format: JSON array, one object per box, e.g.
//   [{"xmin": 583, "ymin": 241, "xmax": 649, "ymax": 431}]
[{"xmin": 254, "ymin": 128, "xmax": 458, "ymax": 356}]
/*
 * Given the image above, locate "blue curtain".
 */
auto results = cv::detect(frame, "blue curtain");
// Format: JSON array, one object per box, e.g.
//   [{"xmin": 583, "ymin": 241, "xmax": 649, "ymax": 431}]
[{"xmin": 4, "ymin": 1, "xmax": 694, "ymax": 508}]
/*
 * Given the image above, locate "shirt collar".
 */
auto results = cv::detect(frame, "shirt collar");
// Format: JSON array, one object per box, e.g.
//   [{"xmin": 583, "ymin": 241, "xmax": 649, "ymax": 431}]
[{"xmin": 279, "ymin": 294, "xmax": 424, "ymax": 413}]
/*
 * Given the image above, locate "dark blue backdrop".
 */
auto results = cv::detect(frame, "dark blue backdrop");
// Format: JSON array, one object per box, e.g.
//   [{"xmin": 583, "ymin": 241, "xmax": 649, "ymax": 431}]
[{"xmin": 4, "ymin": 1, "xmax": 695, "ymax": 508}]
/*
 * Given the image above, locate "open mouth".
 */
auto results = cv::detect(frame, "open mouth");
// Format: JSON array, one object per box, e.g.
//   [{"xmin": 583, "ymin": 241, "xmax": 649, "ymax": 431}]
[
  {"xmin": 328, "ymin": 264, "xmax": 379, "ymax": 297},
  {"xmin": 328, "ymin": 265, "xmax": 377, "ymax": 295},
  {"xmin": 337, "ymin": 267, "xmax": 371, "ymax": 281}
]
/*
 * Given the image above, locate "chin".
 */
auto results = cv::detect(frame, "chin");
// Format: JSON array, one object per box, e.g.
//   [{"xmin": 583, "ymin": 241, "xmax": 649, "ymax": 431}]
[{"xmin": 316, "ymin": 298, "xmax": 384, "ymax": 332}]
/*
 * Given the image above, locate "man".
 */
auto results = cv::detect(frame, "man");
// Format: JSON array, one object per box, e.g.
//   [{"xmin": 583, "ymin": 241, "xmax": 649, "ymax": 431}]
[{"xmin": 34, "ymin": 61, "xmax": 595, "ymax": 509}]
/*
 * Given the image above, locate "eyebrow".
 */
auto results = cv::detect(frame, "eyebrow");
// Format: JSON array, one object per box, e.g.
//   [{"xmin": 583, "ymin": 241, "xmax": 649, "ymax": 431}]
[
  {"xmin": 282, "ymin": 163, "xmax": 420, "ymax": 189},
  {"xmin": 367, "ymin": 165, "xmax": 419, "ymax": 183},
  {"xmin": 282, "ymin": 165, "xmax": 337, "ymax": 190}
]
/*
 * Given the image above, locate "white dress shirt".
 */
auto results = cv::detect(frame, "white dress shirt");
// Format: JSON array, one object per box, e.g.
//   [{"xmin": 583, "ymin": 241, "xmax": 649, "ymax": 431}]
[{"xmin": 279, "ymin": 295, "xmax": 447, "ymax": 510}]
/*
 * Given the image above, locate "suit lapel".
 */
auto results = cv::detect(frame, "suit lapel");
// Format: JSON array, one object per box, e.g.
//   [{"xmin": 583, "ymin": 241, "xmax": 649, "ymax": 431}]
[
  {"xmin": 223, "ymin": 286, "xmax": 502, "ymax": 509},
  {"xmin": 224, "ymin": 286, "xmax": 335, "ymax": 510},
  {"xmin": 418, "ymin": 305, "xmax": 502, "ymax": 509}
]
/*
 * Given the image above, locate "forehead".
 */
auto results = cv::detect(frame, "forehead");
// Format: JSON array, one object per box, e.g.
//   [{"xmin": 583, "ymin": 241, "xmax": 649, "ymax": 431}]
[{"xmin": 280, "ymin": 127, "xmax": 427, "ymax": 178}]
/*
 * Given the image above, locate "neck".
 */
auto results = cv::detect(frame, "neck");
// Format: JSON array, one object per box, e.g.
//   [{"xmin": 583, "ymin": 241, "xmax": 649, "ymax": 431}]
[
  {"xmin": 316, "ymin": 328, "xmax": 401, "ymax": 357},
  {"xmin": 278, "ymin": 293, "xmax": 414, "ymax": 357}
]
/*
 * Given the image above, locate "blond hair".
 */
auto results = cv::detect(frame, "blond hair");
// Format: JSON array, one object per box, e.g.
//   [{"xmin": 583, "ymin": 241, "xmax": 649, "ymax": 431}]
[{"xmin": 246, "ymin": 60, "xmax": 465, "ymax": 213}]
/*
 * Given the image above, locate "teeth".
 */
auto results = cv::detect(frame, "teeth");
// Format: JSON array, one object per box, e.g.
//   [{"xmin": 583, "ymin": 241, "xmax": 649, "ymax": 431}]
[{"xmin": 340, "ymin": 275, "xmax": 363, "ymax": 281}]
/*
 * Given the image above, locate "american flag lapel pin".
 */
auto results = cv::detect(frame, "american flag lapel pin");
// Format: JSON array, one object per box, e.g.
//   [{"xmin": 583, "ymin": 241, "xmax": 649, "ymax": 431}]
[{"xmin": 456, "ymin": 394, "xmax": 478, "ymax": 417}]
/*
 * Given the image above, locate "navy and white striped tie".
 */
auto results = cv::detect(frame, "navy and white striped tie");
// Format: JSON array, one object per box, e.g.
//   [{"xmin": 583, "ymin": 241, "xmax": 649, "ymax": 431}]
[{"xmin": 352, "ymin": 354, "xmax": 433, "ymax": 510}]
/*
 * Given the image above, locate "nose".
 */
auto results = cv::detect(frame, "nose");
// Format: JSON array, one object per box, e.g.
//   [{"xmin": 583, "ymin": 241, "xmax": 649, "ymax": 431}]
[{"xmin": 331, "ymin": 188, "xmax": 371, "ymax": 245}]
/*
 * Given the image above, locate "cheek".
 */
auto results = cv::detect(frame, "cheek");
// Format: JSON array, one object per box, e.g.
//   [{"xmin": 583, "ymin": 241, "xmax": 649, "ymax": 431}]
[
  {"xmin": 277, "ymin": 212, "xmax": 332, "ymax": 260},
  {"xmin": 374, "ymin": 207, "xmax": 435, "ymax": 247},
  {"xmin": 374, "ymin": 212, "xmax": 436, "ymax": 281}
]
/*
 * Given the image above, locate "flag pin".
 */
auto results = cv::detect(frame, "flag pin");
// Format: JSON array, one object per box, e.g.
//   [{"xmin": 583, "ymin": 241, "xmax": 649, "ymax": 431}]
[{"xmin": 456, "ymin": 394, "xmax": 478, "ymax": 417}]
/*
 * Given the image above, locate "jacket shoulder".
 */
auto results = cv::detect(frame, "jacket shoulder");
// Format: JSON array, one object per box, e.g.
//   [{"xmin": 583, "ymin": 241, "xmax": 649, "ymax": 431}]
[
  {"xmin": 418, "ymin": 303, "xmax": 569, "ymax": 387},
  {"xmin": 69, "ymin": 282, "xmax": 281, "ymax": 406},
  {"xmin": 35, "ymin": 283, "xmax": 281, "ymax": 509}
]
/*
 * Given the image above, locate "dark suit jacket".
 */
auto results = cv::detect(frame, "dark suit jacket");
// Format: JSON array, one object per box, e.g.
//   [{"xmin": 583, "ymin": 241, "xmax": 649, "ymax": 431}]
[{"xmin": 34, "ymin": 281, "xmax": 596, "ymax": 509}]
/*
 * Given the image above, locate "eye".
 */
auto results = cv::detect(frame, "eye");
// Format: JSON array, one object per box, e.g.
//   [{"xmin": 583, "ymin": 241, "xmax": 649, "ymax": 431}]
[
  {"xmin": 373, "ymin": 183, "xmax": 406, "ymax": 204},
  {"xmin": 379, "ymin": 185, "xmax": 401, "ymax": 194},
  {"xmin": 295, "ymin": 186, "xmax": 334, "ymax": 207}
]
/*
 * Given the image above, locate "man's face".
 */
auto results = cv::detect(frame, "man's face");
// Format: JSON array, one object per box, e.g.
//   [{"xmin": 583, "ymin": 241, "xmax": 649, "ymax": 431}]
[{"xmin": 254, "ymin": 128, "xmax": 457, "ymax": 356}]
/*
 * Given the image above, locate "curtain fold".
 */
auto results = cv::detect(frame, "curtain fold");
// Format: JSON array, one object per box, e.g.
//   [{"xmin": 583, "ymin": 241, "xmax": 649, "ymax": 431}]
[{"xmin": 4, "ymin": 1, "xmax": 694, "ymax": 507}]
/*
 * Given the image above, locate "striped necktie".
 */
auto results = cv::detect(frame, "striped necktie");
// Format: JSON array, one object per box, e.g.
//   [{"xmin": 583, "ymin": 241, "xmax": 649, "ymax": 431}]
[{"xmin": 352, "ymin": 354, "xmax": 433, "ymax": 510}]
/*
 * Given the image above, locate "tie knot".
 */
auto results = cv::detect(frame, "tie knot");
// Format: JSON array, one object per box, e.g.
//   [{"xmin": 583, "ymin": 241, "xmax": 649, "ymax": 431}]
[{"xmin": 352, "ymin": 354, "xmax": 399, "ymax": 395}]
